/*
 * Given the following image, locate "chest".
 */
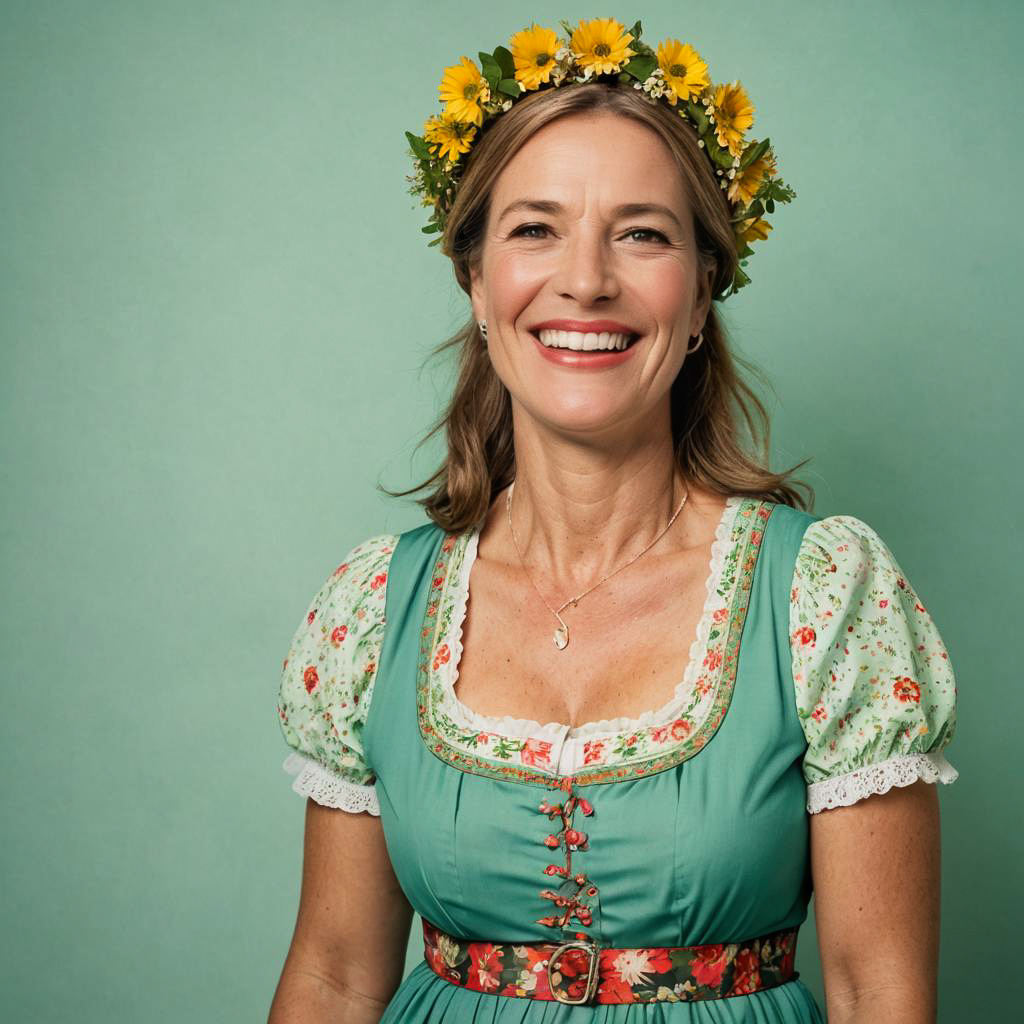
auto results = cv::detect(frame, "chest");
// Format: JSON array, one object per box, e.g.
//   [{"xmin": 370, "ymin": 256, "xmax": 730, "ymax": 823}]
[{"xmin": 451, "ymin": 546, "xmax": 715, "ymax": 729}]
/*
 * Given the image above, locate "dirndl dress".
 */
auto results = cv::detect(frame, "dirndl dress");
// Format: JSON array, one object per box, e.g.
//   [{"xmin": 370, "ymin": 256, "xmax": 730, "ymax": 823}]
[{"xmin": 277, "ymin": 495, "xmax": 959, "ymax": 1022}]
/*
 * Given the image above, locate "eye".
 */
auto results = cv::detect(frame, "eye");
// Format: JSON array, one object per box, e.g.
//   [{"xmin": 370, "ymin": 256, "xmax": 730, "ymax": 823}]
[
  {"xmin": 507, "ymin": 224, "xmax": 670, "ymax": 244},
  {"xmin": 509, "ymin": 223, "xmax": 549, "ymax": 239},
  {"xmin": 624, "ymin": 227, "xmax": 669, "ymax": 244}
]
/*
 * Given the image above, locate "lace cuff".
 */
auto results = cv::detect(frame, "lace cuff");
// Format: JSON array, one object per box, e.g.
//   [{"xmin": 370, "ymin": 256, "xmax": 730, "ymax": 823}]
[
  {"xmin": 806, "ymin": 750, "xmax": 959, "ymax": 814},
  {"xmin": 283, "ymin": 752, "xmax": 380, "ymax": 816}
]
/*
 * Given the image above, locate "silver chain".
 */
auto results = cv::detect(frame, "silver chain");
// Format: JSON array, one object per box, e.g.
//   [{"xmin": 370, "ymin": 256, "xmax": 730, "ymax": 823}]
[{"xmin": 505, "ymin": 478, "xmax": 689, "ymax": 650}]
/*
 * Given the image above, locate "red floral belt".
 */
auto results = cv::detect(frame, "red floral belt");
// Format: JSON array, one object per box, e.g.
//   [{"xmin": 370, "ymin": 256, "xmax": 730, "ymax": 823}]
[{"xmin": 422, "ymin": 917, "xmax": 800, "ymax": 1006}]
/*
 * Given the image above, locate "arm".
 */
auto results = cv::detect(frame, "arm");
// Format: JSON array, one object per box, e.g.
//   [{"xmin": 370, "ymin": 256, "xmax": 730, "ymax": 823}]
[
  {"xmin": 268, "ymin": 799, "xmax": 414, "ymax": 1024},
  {"xmin": 810, "ymin": 779, "xmax": 942, "ymax": 1024}
]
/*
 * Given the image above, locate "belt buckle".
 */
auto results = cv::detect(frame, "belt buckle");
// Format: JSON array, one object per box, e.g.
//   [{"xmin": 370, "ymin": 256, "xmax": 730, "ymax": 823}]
[{"xmin": 546, "ymin": 939, "xmax": 600, "ymax": 1005}]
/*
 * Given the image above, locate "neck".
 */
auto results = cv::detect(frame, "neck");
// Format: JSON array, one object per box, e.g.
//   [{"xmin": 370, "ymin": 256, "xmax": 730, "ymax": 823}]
[{"xmin": 498, "ymin": 407, "xmax": 691, "ymax": 587}]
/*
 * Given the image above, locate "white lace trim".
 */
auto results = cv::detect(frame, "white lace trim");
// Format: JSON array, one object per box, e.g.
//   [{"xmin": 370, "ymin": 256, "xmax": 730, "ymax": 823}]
[
  {"xmin": 806, "ymin": 750, "xmax": 959, "ymax": 814},
  {"xmin": 436, "ymin": 496, "xmax": 742, "ymax": 739},
  {"xmin": 283, "ymin": 752, "xmax": 380, "ymax": 816}
]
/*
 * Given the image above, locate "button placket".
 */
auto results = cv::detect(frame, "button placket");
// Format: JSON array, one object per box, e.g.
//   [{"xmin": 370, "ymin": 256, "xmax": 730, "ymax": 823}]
[{"xmin": 535, "ymin": 774, "xmax": 600, "ymax": 938}]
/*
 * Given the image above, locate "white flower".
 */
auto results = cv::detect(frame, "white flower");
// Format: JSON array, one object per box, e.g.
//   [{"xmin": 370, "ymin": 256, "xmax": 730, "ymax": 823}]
[
  {"xmin": 515, "ymin": 968, "xmax": 538, "ymax": 992},
  {"xmin": 610, "ymin": 949, "xmax": 656, "ymax": 987}
]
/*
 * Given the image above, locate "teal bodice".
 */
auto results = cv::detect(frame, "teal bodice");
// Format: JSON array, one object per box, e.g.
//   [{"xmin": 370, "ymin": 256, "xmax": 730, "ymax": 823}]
[{"xmin": 361, "ymin": 501, "xmax": 826, "ymax": 1022}]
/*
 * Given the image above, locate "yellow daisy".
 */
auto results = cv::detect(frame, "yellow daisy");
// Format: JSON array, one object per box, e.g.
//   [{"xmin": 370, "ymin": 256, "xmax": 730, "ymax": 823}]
[
  {"xmin": 737, "ymin": 217, "xmax": 772, "ymax": 244},
  {"xmin": 509, "ymin": 24, "xmax": 561, "ymax": 91},
  {"xmin": 710, "ymin": 81, "xmax": 755, "ymax": 157},
  {"xmin": 655, "ymin": 40, "xmax": 709, "ymax": 106},
  {"xmin": 569, "ymin": 17, "xmax": 636, "ymax": 76},
  {"xmin": 438, "ymin": 56, "xmax": 491, "ymax": 127},
  {"xmin": 424, "ymin": 112, "xmax": 478, "ymax": 163},
  {"xmin": 727, "ymin": 145, "xmax": 777, "ymax": 206}
]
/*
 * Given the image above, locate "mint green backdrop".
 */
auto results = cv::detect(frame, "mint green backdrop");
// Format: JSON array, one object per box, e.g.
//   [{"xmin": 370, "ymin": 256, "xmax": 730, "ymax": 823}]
[{"xmin": 2, "ymin": 2, "xmax": 1018, "ymax": 1021}]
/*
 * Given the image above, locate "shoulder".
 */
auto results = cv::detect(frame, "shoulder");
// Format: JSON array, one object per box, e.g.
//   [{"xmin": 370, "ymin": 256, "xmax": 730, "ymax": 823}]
[
  {"xmin": 754, "ymin": 498, "xmax": 819, "ymax": 548},
  {"xmin": 331, "ymin": 531, "xmax": 400, "ymax": 590},
  {"xmin": 299, "ymin": 531, "xmax": 399, "ymax": 627},
  {"xmin": 796, "ymin": 512, "xmax": 899, "ymax": 571}
]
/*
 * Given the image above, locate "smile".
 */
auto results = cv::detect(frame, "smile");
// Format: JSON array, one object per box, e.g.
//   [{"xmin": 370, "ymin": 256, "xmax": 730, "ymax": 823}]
[
  {"xmin": 529, "ymin": 330, "xmax": 642, "ymax": 369},
  {"xmin": 532, "ymin": 329, "xmax": 640, "ymax": 352}
]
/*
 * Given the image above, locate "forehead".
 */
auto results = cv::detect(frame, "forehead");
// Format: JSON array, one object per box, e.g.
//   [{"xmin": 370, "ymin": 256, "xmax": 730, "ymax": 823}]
[{"xmin": 490, "ymin": 111, "xmax": 691, "ymax": 221}]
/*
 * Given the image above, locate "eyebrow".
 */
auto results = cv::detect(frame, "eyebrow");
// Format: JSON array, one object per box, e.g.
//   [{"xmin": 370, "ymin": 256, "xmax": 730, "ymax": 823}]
[{"xmin": 496, "ymin": 199, "xmax": 684, "ymax": 232}]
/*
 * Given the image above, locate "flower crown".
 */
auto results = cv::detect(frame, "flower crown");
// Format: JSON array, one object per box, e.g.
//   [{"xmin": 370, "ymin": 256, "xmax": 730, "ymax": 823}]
[{"xmin": 405, "ymin": 17, "xmax": 796, "ymax": 300}]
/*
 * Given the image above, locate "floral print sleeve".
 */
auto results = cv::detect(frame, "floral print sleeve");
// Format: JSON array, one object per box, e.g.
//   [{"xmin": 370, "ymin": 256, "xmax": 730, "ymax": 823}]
[
  {"xmin": 276, "ymin": 533, "xmax": 397, "ymax": 815},
  {"xmin": 789, "ymin": 515, "xmax": 959, "ymax": 813}
]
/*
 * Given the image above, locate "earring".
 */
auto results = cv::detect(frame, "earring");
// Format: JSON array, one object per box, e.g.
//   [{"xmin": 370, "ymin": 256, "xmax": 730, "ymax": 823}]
[
  {"xmin": 685, "ymin": 330, "xmax": 704, "ymax": 354},
  {"xmin": 478, "ymin": 319, "xmax": 488, "ymax": 340}
]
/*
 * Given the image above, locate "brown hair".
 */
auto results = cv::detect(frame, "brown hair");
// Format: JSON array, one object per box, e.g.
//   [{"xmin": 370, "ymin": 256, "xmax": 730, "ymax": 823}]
[{"xmin": 382, "ymin": 81, "xmax": 813, "ymax": 531}]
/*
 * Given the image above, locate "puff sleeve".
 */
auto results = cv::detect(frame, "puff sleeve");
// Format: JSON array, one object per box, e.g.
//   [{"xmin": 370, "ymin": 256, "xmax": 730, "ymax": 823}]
[
  {"xmin": 790, "ymin": 515, "xmax": 959, "ymax": 813},
  {"xmin": 276, "ymin": 533, "xmax": 397, "ymax": 815}
]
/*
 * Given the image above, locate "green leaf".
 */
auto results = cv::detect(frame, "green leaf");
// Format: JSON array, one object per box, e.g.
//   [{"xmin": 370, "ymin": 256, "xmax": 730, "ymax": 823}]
[
  {"xmin": 684, "ymin": 100, "xmax": 709, "ymax": 135},
  {"xmin": 623, "ymin": 54, "xmax": 656, "ymax": 81},
  {"xmin": 428, "ymin": 235, "xmax": 443, "ymax": 247},
  {"xmin": 738, "ymin": 137, "xmax": 770, "ymax": 171},
  {"xmin": 758, "ymin": 177, "xmax": 796, "ymax": 205},
  {"xmin": 743, "ymin": 199, "xmax": 765, "ymax": 220},
  {"xmin": 497, "ymin": 78, "xmax": 521, "ymax": 97},
  {"xmin": 421, "ymin": 222, "xmax": 442, "ymax": 234},
  {"xmin": 766, "ymin": 198, "xmax": 775, "ymax": 214},
  {"xmin": 405, "ymin": 131, "xmax": 432, "ymax": 162},
  {"xmin": 627, "ymin": 19, "xmax": 643, "ymax": 40},
  {"xmin": 492, "ymin": 45, "xmax": 516, "ymax": 80},
  {"xmin": 478, "ymin": 51, "xmax": 502, "ymax": 91},
  {"xmin": 559, "ymin": 19, "xmax": 575, "ymax": 39},
  {"xmin": 706, "ymin": 137, "xmax": 735, "ymax": 170}
]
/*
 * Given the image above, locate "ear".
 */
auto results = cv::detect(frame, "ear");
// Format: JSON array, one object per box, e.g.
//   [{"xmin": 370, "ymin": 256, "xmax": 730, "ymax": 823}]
[
  {"xmin": 692, "ymin": 265, "xmax": 714, "ymax": 337},
  {"xmin": 469, "ymin": 263, "xmax": 485, "ymax": 324}
]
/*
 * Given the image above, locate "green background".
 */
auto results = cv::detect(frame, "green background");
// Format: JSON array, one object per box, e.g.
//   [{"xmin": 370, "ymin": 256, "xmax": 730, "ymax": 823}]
[{"xmin": 2, "ymin": 1, "xmax": 1018, "ymax": 1020}]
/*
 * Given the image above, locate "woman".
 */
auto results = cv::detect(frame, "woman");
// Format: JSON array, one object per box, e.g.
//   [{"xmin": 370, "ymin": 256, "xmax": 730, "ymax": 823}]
[{"xmin": 269, "ymin": 18, "xmax": 958, "ymax": 1024}]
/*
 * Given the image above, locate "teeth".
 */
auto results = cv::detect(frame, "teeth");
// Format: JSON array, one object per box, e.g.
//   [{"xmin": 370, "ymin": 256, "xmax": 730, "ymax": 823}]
[{"xmin": 536, "ymin": 329, "xmax": 635, "ymax": 351}]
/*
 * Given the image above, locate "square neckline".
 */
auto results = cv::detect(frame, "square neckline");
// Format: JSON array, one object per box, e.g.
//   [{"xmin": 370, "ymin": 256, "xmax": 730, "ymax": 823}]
[
  {"xmin": 436, "ymin": 495, "xmax": 742, "ymax": 740},
  {"xmin": 415, "ymin": 495, "xmax": 774, "ymax": 784},
  {"xmin": 416, "ymin": 495, "xmax": 773, "ymax": 783}
]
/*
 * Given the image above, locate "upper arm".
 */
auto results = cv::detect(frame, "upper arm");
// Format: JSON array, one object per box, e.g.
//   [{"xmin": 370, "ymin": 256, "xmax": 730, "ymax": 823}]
[
  {"xmin": 809, "ymin": 779, "xmax": 940, "ymax": 1019},
  {"xmin": 286, "ymin": 799, "xmax": 413, "ymax": 1003},
  {"xmin": 789, "ymin": 515, "xmax": 958, "ymax": 1015}
]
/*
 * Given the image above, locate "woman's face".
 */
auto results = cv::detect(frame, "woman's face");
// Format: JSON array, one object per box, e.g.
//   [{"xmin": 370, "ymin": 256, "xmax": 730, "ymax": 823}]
[{"xmin": 470, "ymin": 110, "xmax": 713, "ymax": 441}]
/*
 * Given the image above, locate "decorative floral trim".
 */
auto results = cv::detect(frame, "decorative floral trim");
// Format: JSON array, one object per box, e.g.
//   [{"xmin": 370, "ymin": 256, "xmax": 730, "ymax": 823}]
[
  {"xmin": 806, "ymin": 750, "xmax": 958, "ymax": 813},
  {"xmin": 439, "ymin": 496, "xmax": 742, "ymax": 742},
  {"xmin": 283, "ymin": 752, "xmax": 380, "ymax": 816},
  {"xmin": 417, "ymin": 498, "xmax": 773, "ymax": 787}
]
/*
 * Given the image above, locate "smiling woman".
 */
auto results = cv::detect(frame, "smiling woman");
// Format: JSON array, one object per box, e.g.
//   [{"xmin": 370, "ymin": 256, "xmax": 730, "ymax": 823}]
[
  {"xmin": 395, "ymin": 79, "xmax": 805, "ymax": 532},
  {"xmin": 270, "ymin": 17, "xmax": 959, "ymax": 1024}
]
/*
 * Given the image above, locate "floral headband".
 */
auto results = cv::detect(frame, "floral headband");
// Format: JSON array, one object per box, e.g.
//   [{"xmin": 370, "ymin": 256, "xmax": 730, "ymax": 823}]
[{"xmin": 405, "ymin": 17, "xmax": 796, "ymax": 299}]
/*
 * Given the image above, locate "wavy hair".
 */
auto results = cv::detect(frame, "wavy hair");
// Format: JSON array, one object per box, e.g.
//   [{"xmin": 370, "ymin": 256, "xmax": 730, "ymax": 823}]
[{"xmin": 382, "ymin": 81, "xmax": 813, "ymax": 531}]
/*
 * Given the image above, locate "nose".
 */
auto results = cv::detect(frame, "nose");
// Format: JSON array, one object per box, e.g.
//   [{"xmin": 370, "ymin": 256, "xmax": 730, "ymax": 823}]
[{"xmin": 551, "ymin": 226, "xmax": 620, "ymax": 305}]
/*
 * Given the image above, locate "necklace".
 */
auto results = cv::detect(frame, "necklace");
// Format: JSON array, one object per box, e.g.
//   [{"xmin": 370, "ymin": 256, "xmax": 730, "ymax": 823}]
[{"xmin": 505, "ymin": 479, "xmax": 689, "ymax": 651}]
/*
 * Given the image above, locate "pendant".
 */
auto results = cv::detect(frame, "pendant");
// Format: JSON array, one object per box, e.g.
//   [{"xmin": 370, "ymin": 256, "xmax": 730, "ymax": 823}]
[{"xmin": 553, "ymin": 625, "xmax": 569, "ymax": 650}]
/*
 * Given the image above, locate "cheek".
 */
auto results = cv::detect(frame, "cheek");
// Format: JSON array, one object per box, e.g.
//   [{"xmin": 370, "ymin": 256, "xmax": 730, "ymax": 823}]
[
  {"xmin": 488, "ymin": 254, "xmax": 545, "ymax": 321},
  {"xmin": 641, "ymin": 259, "xmax": 696, "ymax": 322}
]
